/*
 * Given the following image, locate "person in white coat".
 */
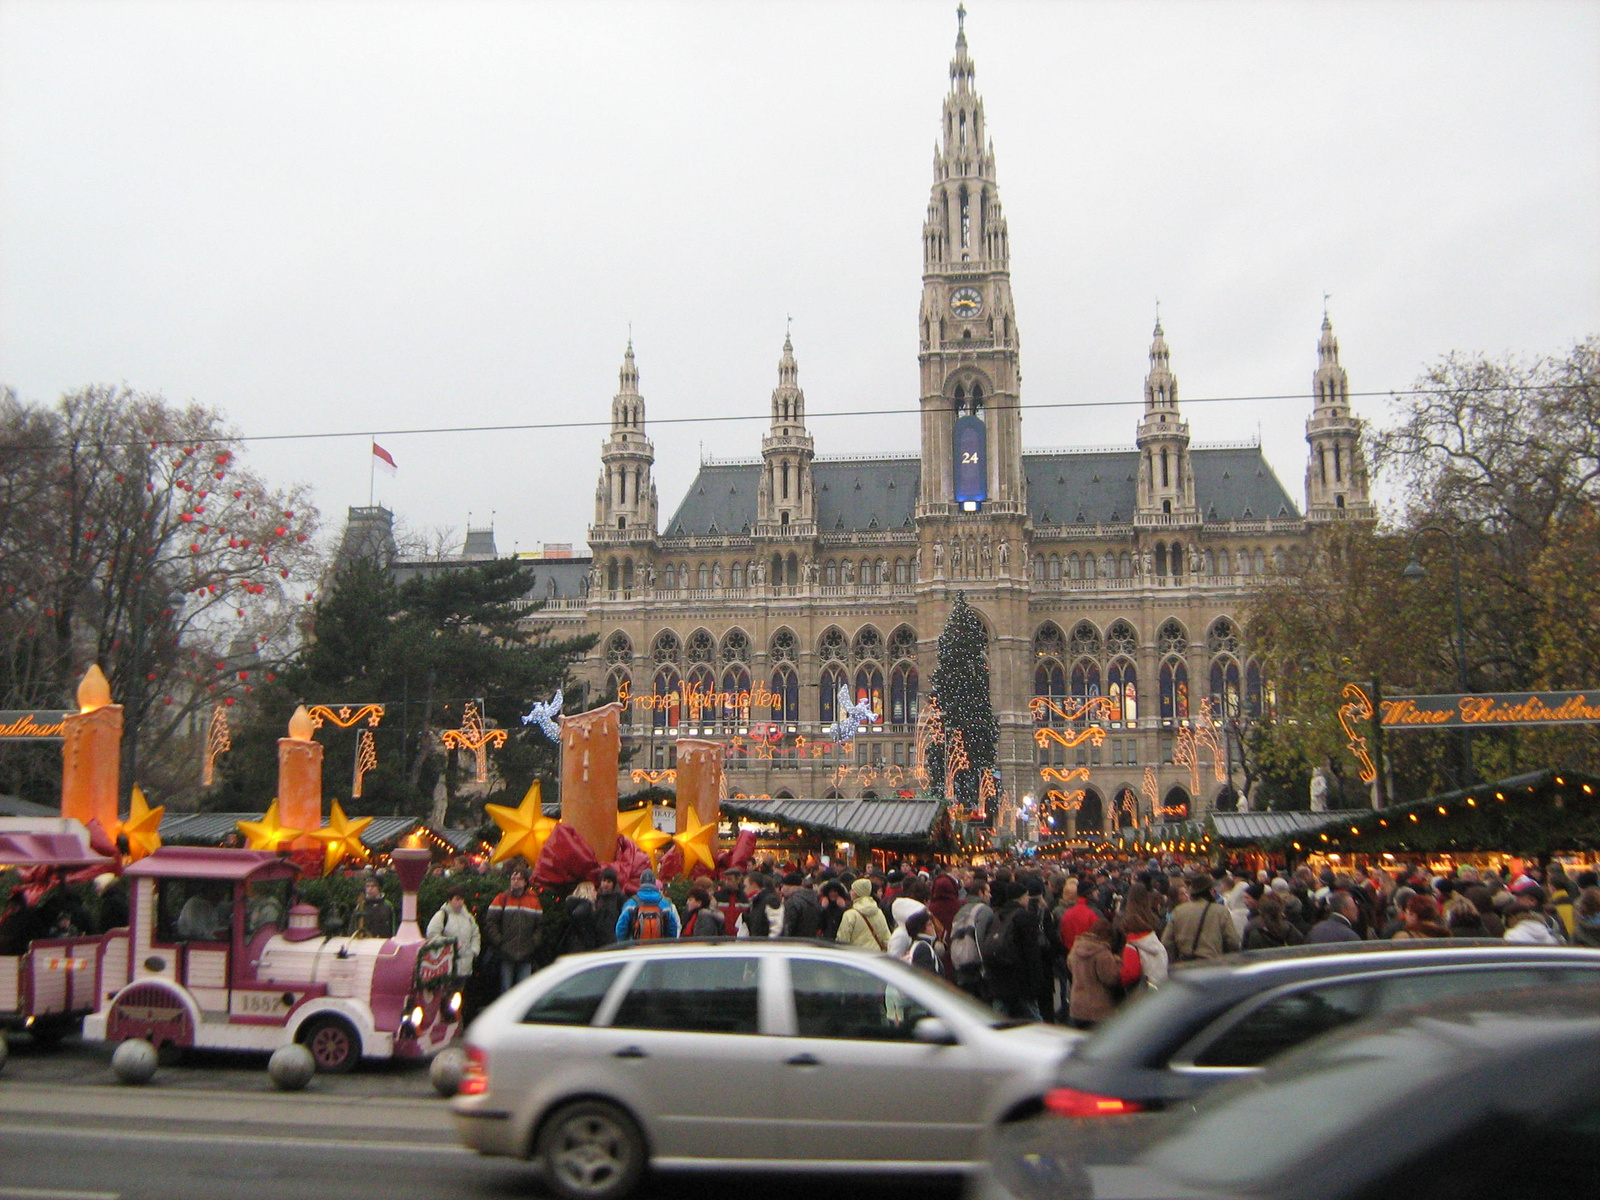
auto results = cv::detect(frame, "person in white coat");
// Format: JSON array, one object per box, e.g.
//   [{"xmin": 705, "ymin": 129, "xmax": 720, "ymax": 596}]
[{"xmin": 426, "ymin": 887, "xmax": 483, "ymax": 978}]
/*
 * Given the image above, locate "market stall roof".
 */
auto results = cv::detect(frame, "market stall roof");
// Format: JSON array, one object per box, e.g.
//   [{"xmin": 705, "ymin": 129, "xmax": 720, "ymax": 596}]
[
  {"xmin": 1302, "ymin": 769, "xmax": 1600, "ymax": 857},
  {"xmin": 1210, "ymin": 810, "xmax": 1347, "ymax": 845},
  {"xmin": 1116, "ymin": 820, "xmax": 1210, "ymax": 850},
  {"xmin": 160, "ymin": 812, "xmax": 476, "ymax": 852},
  {"xmin": 721, "ymin": 798, "xmax": 944, "ymax": 844},
  {"xmin": 0, "ymin": 794, "xmax": 57, "ymax": 818}
]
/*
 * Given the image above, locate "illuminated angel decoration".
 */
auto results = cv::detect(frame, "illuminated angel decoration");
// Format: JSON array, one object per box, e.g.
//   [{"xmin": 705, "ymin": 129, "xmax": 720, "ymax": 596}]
[
  {"xmin": 827, "ymin": 685, "xmax": 879, "ymax": 745},
  {"xmin": 521, "ymin": 689, "xmax": 564, "ymax": 742}
]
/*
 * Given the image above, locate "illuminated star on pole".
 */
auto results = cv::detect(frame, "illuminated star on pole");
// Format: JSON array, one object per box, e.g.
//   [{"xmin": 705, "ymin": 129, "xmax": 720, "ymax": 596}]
[
  {"xmin": 486, "ymin": 780, "xmax": 557, "ymax": 867},
  {"xmin": 308, "ymin": 799, "xmax": 374, "ymax": 876},
  {"xmin": 122, "ymin": 785, "xmax": 165, "ymax": 863}
]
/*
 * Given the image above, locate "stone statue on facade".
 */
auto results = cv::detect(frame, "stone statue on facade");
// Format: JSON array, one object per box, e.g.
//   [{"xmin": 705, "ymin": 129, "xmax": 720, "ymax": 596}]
[
  {"xmin": 998, "ymin": 539, "xmax": 1010, "ymax": 569},
  {"xmin": 843, "ymin": 558, "xmax": 855, "ymax": 584},
  {"xmin": 1309, "ymin": 765, "xmax": 1330, "ymax": 812},
  {"xmin": 712, "ymin": 561, "xmax": 723, "ymax": 588},
  {"xmin": 932, "ymin": 541, "xmax": 943, "ymax": 573}
]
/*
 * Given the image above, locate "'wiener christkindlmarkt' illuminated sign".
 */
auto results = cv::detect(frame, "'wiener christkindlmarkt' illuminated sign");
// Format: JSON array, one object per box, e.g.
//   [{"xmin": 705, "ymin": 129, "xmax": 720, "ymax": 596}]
[
  {"xmin": 1344, "ymin": 685, "xmax": 1600, "ymax": 730},
  {"xmin": 0, "ymin": 710, "xmax": 69, "ymax": 740}
]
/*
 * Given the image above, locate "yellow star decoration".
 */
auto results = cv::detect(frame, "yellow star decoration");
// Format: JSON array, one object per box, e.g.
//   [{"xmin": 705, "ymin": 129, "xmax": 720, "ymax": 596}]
[
  {"xmin": 122, "ymin": 785, "xmax": 165, "ymax": 863},
  {"xmin": 486, "ymin": 780, "xmax": 558, "ymax": 867},
  {"xmin": 616, "ymin": 803, "xmax": 657, "ymax": 847},
  {"xmin": 634, "ymin": 817, "xmax": 673, "ymax": 865},
  {"xmin": 671, "ymin": 808, "xmax": 719, "ymax": 877},
  {"xmin": 308, "ymin": 800, "xmax": 374, "ymax": 877},
  {"xmin": 237, "ymin": 799, "xmax": 302, "ymax": 852}
]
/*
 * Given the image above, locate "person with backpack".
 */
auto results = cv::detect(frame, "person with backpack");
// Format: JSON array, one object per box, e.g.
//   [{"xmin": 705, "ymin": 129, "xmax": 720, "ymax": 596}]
[
  {"xmin": 950, "ymin": 877, "xmax": 996, "ymax": 1001},
  {"xmin": 836, "ymin": 877, "xmax": 891, "ymax": 951},
  {"xmin": 984, "ymin": 881, "xmax": 1044, "ymax": 1021},
  {"xmin": 615, "ymin": 869, "xmax": 681, "ymax": 941}
]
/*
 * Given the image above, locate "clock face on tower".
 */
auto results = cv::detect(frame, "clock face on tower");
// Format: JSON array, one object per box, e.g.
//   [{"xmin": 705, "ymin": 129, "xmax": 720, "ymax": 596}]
[{"xmin": 950, "ymin": 287, "xmax": 983, "ymax": 318}]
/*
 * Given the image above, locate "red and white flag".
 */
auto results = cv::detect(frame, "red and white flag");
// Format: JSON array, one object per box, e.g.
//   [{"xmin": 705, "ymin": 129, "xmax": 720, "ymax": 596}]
[{"xmin": 372, "ymin": 442, "xmax": 397, "ymax": 474}]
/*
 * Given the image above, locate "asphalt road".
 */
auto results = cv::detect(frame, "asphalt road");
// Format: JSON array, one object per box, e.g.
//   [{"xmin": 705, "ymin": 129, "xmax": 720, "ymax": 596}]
[{"xmin": 0, "ymin": 1037, "xmax": 963, "ymax": 1200}]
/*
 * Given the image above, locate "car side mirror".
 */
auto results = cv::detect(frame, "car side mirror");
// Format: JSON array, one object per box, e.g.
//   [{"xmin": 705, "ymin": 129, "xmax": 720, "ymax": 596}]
[{"xmin": 913, "ymin": 1016, "xmax": 959, "ymax": 1045}]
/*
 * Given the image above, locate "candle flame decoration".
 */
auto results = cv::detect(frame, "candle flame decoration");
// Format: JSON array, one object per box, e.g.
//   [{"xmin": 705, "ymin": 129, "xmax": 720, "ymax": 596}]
[
  {"xmin": 352, "ymin": 728, "xmax": 377, "ymax": 798},
  {"xmin": 77, "ymin": 664, "xmax": 112, "ymax": 713},
  {"xmin": 288, "ymin": 704, "xmax": 314, "ymax": 741},
  {"xmin": 440, "ymin": 702, "xmax": 507, "ymax": 784},
  {"xmin": 204, "ymin": 703, "xmax": 232, "ymax": 786}
]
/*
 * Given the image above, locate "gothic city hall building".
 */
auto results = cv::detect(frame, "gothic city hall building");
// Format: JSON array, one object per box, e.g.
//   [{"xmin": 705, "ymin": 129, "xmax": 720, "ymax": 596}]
[{"xmin": 570, "ymin": 22, "xmax": 1373, "ymax": 833}]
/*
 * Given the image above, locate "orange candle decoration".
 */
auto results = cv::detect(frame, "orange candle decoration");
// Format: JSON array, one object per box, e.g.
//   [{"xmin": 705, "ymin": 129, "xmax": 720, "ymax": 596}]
[
  {"xmin": 61, "ymin": 664, "xmax": 123, "ymax": 837},
  {"xmin": 560, "ymin": 703, "xmax": 620, "ymax": 862},
  {"xmin": 673, "ymin": 739, "xmax": 724, "ymax": 833},
  {"xmin": 277, "ymin": 705, "xmax": 324, "ymax": 849}
]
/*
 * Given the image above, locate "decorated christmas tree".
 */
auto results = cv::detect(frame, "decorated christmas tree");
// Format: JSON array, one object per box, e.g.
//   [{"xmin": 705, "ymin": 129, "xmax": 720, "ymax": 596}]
[{"xmin": 930, "ymin": 592, "xmax": 998, "ymax": 810}]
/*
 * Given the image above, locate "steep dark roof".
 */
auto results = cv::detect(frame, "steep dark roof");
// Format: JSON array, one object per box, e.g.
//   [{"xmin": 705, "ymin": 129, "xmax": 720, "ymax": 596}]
[
  {"xmin": 664, "ymin": 458, "xmax": 922, "ymax": 537},
  {"xmin": 1024, "ymin": 446, "xmax": 1300, "ymax": 525},
  {"xmin": 665, "ymin": 445, "xmax": 1298, "ymax": 535}
]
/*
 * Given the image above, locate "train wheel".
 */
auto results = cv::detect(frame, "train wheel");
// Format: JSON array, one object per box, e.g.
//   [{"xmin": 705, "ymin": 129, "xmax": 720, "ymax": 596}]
[{"xmin": 299, "ymin": 1016, "xmax": 361, "ymax": 1074}]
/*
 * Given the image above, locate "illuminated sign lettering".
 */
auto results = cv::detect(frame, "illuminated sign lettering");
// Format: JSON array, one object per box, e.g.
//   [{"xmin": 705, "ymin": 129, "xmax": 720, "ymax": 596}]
[{"xmin": 0, "ymin": 710, "xmax": 68, "ymax": 740}]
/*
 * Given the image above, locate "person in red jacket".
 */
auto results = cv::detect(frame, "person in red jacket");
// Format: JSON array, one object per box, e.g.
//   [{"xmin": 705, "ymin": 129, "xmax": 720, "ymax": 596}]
[{"xmin": 1058, "ymin": 878, "xmax": 1098, "ymax": 958}]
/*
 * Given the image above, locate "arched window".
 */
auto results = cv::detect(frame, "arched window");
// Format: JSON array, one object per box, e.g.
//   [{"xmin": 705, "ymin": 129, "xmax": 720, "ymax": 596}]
[
  {"xmin": 605, "ymin": 631, "xmax": 632, "ymax": 664},
  {"xmin": 696, "ymin": 562, "xmax": 710, "ymax": 590},
  {"xmin": 721, "ymin": 664, "xmax": 751, "ymax": 729},
  {"xmin": 1076, "ymin": 788, "xmax": 1104, "ymax": 835},
  {"xmin": 1209, "ymin": 658, "xmax": 1242, "ymax": 718},
  {"xmin": 1107, "ymin": 660, "xmax": 1137, "ymax": 722},
  {"xmin": 651, "ymin": 630, "xmax": 681, "ymax": 664},
  {"xmin": 1105, "ymin": 621, "xmax": 1136, "ymax": 657},
  {"xmin": 1238, "ymin": 550, "xmax": 1252, "ymax": 578},
  {"xmin": 1171, "ymin": 542, "xmax": 1184, "ymax": 580},
  {"xmin": 819, "ymin": 627, "xmax": 846, "ymax": 661},
  {"xmin": 1034, "ymin": 661, "xmax": 1066, "ymax": 724},
  {"xmin": 608, "ymin": 668, "xmax": 631, "ymax": 712},
  {"xmin": 1203, "ymin": 549, "xmax": 1215, "ymax": 576},
  {"xmin": 769, "ymin": 664, "xmax": 799, "ymax": 723},
  {"xmin": 606, "ymin": 560, "xmax": 619, "ymax": 590},
  {"xmin": 1069, "ymin": 621, "xmax": 1102, "ymax": 659},
  {"xmin": 1068, "ymin": 553, "xmax": 1080, "ymax": 580},
  {"xmin": 771, "ymin": 553, "xmax": 783, "ymax": 586},
  {"xmin": 1048, "ymin": 554, "xmax": 1061, "ymax": 581},
  {"xmin": 854, "ymin": 664, "xmax": 885, "ymax": 726},
  {"xmin": 889, "ymin": 663, "xmax": 919, "ymax": 726},
  {"xmin": 1083, "ymin": 553, "xmax": 1096, "ymax": 580},
  {"xmin": 1272, "ymin": 547, "xmax": 1286, "ymax": 573},
  {"xmin": 770, "ymin": 628, "xmax": 797, "ymax": 662},
  {"xmin": 686, "ymin": 629, "xmax": 715, "ymax": 662},
  {"xmin": 685, "ymin": 664, "xmax": 715, "ymax": 725},
  {"xmin": 1033, "ymin": 554, "xmax": 1045, "ymax": 580},
  {"xmin": 825, "ymin": 560, "xmax": 838, "ymax": 586},
  {"xmin": 730, "ymin": 561, "xmax": 744, "ymax": 589},
  {"xmin": 622, "ymin": 558, "xmax": 634, "ymax": 589},
  {"xmin": 1217, "ymin": 549, "xmax": 1231, "ymax": 577},
  {"xmin": 819, "ymin": 664, "xmax": 846, "ymax": 724},
  {"xmin": 1160, "ymin": 659, "xmax": 1190, "ymax": 723},
  {"xmin": 720, "ymin": 628, "xmax": 750, "ymax": 663},
  {"xmin": 1162, "ymin": 786, "xmax": 1190, "ymax": 820},
  {"xmin": 889, "ymin": 625, "xmax": 918, "ymax": 661},
  {"xmin": 852, "ymin": 625, "xmax": 883, "ymax": 662},
  {"xmin": 1158, "ymin": 619, "xmax": 1187, "ymax": 655},
  {"xmin": 858, "ymin": 557, "xmax": 873, "ymax": 587},
  {"xmin": 1207, "ymin": 618, "xmax": 1241, "ymax": 656},
  {"xmin": 1033, "ymin": 623, "xmax": 1066, "ymax": 660},
  {"xmin": 1116, "ymin": 787, "xmax": 1139, "ymax": 830},
  {"xmin": 662, "ymin": 563, "xmax": 676, "ymax": 591},
  {"xmin": 1254, "ymin": 549, "xmax": 1267, "ymax": 575},
  {"xmin": 653, "ymin": 667, "xmax": 681, "ymax": 729},
  {"xmin": 1071, "ymin": 659, "xmax": 1102, "ymax": 703},
  {"xmin": 786, "ymin": 552, "xmax": 799, "ymax": 584},
  {"xmin": 1155, "ymin": 542, "xmax": 1168, "ymax": 576},
  {"xmin": 1245, "ymin": 660, "xmax": 1264, "ymax": 719},
  {"xmin": 894, "ymin": 558, "xmax": 907, "ymax": 584}
]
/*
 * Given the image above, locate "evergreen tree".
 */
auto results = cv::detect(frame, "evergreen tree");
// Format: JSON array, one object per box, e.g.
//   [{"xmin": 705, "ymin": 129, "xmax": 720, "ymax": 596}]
[
  {"xmin": 930, "ymin": 592, "xmax": 998, "ymax": 809},
  {"xmin": 215, "ymin": 557, "xmax": 594, "ymax": 822}
]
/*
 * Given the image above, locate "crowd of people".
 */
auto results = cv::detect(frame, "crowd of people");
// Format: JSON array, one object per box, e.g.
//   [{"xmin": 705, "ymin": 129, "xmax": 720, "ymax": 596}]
[{"xmin": 339, "ymin": 852, "xmax": 1600, "ymax": 1029}]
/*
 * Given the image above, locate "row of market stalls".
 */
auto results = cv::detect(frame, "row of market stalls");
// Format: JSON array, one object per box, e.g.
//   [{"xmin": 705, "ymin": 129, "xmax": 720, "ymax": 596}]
[
  {"xmin": 1105, "ymin": 769, "xmax": 1600, "ymax": 872},
  {"xmin": 156, "ymin": 812, "xmax": 490, "ymax": 859}
]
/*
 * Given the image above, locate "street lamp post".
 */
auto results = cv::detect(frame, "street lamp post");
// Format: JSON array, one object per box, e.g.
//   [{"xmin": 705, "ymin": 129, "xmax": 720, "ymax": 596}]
[{"xmin": 1402, "ymin": 526, "xmax": 1473, "ymax": 786}]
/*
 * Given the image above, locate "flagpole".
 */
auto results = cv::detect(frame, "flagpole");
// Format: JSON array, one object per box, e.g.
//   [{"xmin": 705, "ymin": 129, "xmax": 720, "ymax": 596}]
[{"xmin": 368, "ymin": 438, "xmax": 375, "ymax": 507}]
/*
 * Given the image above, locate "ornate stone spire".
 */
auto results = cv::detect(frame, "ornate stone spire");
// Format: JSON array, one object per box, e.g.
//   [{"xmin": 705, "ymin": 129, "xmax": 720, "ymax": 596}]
[
  {"xmin": 760, "ymin": 330, "xmax": 815, "ymax": 534},
  {"xmin": 592, "ymin": 338, "xmax": 657, "ymax": 540},
  {"xmin": 1304, "ymin": 311, "xmax": 1373, "ymax": 522},
  {"xmin": 1136, "ymin": 315, "xmax": 1197, "ymax": 523}
]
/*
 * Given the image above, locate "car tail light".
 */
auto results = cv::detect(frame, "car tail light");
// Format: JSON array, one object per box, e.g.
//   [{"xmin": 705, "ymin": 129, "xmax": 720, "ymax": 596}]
[
  {"xmin": 459, "ymin": 1044, "xmax": 489, "ymax": 1096},
  {"xmin": 1042, "ymin": 1087, "xmax": 1146, "ymax": 1117}
]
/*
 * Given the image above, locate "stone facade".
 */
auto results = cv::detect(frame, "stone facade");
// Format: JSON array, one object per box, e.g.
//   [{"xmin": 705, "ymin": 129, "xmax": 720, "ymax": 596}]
[{"xmin": 548, "ymin": 19, "xmax": 1373, "ymax": 832}]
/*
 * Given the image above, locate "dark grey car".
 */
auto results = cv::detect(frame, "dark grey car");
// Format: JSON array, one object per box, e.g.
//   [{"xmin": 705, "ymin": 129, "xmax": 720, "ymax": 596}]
[{"xmin": 1026, "ymin": 941, "xmax": 1600, "ymax": 1117}]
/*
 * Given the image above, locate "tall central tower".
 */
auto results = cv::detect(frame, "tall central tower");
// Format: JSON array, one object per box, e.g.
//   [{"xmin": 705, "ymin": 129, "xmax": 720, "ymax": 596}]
[{"xmin": 916, "ymin": 10, "xmax": 1024, "ymax": 518}]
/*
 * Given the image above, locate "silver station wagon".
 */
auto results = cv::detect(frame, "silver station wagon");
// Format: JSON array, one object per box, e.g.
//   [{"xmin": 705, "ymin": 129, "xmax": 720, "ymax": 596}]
[{"xmin": 450, "ymin": 940, "xmax": 1080, "ymax": 1199}]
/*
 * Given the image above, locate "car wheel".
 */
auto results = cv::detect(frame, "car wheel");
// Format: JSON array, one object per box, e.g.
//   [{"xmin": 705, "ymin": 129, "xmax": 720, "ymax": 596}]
[
  {"xmin": 299, "ymin": 1016, "xmax": 361, "ymax": 1074},
  {"xmin": 536, "ymin": 1099, "xmax": 645, "ymax": 1200}
]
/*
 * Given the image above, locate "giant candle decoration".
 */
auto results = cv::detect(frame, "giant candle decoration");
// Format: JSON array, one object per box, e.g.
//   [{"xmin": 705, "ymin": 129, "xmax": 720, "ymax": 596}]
[
  {"xmin": 278, "ymin": 705, "xmax": 323, "ymax": 850},
  {"xmin": 560, "ymin": 703, "xmax": 620, "ymax": 863},
  {"xmin": 674, "ymin": 739, "xmax": 724, "ymax": 832},
  {"xmin": 61, "ymin": 664, "xmax": 122, "ymax": 837}
]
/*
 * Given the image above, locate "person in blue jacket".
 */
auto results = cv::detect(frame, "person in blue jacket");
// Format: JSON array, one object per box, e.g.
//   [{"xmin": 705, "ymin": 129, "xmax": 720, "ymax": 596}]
[{"xmin": 615, "ymin": 870, "xmax": 682, "ymax": 941}]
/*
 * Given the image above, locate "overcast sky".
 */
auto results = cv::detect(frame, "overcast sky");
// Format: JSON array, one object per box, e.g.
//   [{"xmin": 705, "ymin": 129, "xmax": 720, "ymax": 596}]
[{"xmin": 3, "ymin": 0, "xmax": 1596, "ymax": 560}]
